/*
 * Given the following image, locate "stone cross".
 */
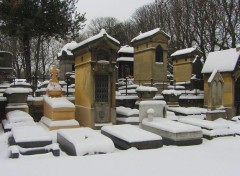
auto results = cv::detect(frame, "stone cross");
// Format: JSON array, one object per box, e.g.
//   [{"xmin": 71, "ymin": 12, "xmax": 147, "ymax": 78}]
[{"xmin": 50, "ymin": 65, "xmax": 59, "ymax": 83}]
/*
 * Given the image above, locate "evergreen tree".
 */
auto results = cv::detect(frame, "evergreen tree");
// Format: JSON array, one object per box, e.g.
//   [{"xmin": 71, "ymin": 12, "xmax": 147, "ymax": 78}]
[{"xmin": 0, "ymin": 0, "xmax": 86, "ymax": 81}]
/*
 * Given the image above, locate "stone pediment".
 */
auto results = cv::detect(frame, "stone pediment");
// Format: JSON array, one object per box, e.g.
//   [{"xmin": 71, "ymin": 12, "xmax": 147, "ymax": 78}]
[{"xmin": 207, "ymin": 69, "xmax": 224, "ymax": 109}]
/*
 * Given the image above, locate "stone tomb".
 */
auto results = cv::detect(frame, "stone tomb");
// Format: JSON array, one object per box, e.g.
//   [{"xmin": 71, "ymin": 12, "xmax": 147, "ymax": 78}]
[
  {"xmin": 101, "ymin": 124, "xmax": 163, "ymax": 150},
  {"xmin": 139, "ymin": 100, "xmax": 203, "ymax": 146},
  {"xmin": 72, "ymin": 29, "xmax": 120, "ymax": 128},
  {"xmin": 40, "ymin": 65, "xmax": 79, "ymax": 130},
  {"xmin": 8, "ymin": 125, "xmax": 60, "ymax": 158}
]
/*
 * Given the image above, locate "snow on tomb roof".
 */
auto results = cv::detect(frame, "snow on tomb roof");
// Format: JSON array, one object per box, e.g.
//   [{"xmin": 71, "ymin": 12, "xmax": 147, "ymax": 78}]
[
  {"xmin": 73, "ymin": 29, "xmax": 120, "ymax": 50},
  {"xmin": 208, "ymin": 68, "xmax": 222, "ymax": 83},
  {"xmin": 202, "ymin": 48, "xmax": 240, "ymax": 73},
  {"xmin": 118, "ymin": 45, "xmax": 134, "ymax": 53},
  {"xmin": 117, "ymin": 57, "xmax": 134, "ymax": 62},
  {"xmin": 57, "ymin": 41, "xmax": 78, "ymax": 57},
  {"xmin": 170, "ymin": 47, "xmax": 200, "ymax": 57},
  {"xmin": 5, "ymin": 87, "xmax": 30, "ymax": 94},
  {"xmin": 131, "ymin": 28, "xmax": 170, "ymax": 43}
]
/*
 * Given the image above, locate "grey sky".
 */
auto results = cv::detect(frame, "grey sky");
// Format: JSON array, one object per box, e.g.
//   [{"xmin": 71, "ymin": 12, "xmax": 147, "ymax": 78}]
[{"xmin": 77, "ymin": 0, "xmax": 154, "ymax": 24}]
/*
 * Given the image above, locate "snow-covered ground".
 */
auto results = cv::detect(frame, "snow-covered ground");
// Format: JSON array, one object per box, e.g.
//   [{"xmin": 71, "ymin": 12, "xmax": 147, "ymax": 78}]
[{"xmin": 0, "ymin": 125, "xmax": 240, "ymax": 176}]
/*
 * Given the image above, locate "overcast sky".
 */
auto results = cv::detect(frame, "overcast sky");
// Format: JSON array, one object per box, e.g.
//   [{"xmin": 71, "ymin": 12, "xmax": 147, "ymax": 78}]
[{"xmin": 77, "ymin": 0, "xmax": 154, "ymax": 25}]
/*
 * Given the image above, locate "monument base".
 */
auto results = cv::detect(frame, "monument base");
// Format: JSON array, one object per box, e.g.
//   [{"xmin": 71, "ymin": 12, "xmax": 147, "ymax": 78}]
[
  {"xmin": 40, "ymin": 116, "xmax": 80, "ymax": 131},
  {"xmin": 5, "ymin": 103, "xmax": 29, "ymax": 113},
  {"xmin": 206, "ymin": 109, "xmax": 227, "ymax": 121}
]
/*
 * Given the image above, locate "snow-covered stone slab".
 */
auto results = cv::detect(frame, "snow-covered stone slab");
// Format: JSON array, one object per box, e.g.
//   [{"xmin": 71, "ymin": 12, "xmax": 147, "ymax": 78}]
[
  {"xmin": 57, "ymin": 128, "xmax": 115, "ymax": 156},
  {"xmin": 6, "ymin": 110, "xmax": 34, "ymax": 123},
  {"xmin": 116, "ymin": 106, "xmax": 139, "ymax": 117},
  {"xmin": 141, "ymin": 118, "xmax": 202, "ymax": 146},
  {"xmin": 116, "ymin": 117, "xmax": 140, "ymax": 125},
  {"xmin": 2, "ymin": 110, "xmax": 36, "ymax": 131},
  {"xmin": 214, "ymin": 118, "xmax": 240, "ymax": 135},
  {"xmin": 178, "ymin": 117, "xmax": 235, "ymax": 139},
  {"xmin": 9, "ymin": 125, "xmax": 52, "ymax": 148},
  {"xmin": 167, "ymin": 107, "xmax": 202, "ymax": 116},
  {"xmin": 101, "ymin": 124, "xmax": 163, "ymax": 150},
  {"xmin": 9, "ymin": 143, "xmax": 60, "ymax": 158},
  {"xmin": 2, "ymin": 119, "xmax": 36, "ymax": 132}
]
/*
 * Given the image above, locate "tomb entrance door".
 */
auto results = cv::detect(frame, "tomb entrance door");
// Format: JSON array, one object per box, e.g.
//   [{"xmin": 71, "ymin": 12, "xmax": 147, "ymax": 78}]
[{"xmin": 94, "ymin": 74, "xmax": 110, "ymax": 123}]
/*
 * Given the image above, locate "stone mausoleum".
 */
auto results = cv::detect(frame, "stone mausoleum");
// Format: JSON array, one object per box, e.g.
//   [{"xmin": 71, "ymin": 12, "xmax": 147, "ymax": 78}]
[
  {"xmin": 202, "ymin": 46, "xmax": 240, "ymax": 117},
  {"xmin": 171, "ymin": 47, "xmax": 203, "ymax": 82},
  {"xmin": 131, "ymin": 28, "xmax": 170, "ymax": 83},
  {"xmin": 72, "ymin": 29, "xmax": 120, "ymax": 128}
]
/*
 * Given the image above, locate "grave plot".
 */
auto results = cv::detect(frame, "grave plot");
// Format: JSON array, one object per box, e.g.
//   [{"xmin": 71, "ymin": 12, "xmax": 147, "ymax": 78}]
[
  {"xmin": 167, "ymin": 107, "xmax": 202, "ymax": 116},
  {"xmin": 101, "ymin": 124, "xmax": 163, "ymax": 150},
  {"xmin": 139, "ymin": 100, "xmax": 202, "ymax": 146},
  {"xmin": 178, "ymin": 117, "xmax": 235, "ymax": 139},
  {"xmin": 141, "ymin": 118, "xmax": 203, "ymax": 146},
  {"xmin": 2, "ymin": 110, "xmax": 36, "ymax": 132},
  {"xmin": 116, "ymin": 106, "xmax": 139, "ymax": 125},
  {"xmin": 57, "ymin": 127, "xmax": 115, "ymax": 156},
  {"xmin": 8, "ymin": 125, "xmax": 59, "ymax": 158}
]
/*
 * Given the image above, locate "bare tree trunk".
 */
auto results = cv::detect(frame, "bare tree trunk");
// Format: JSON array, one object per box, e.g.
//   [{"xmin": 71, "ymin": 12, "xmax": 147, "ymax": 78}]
[{"xmin": 22, "ymin": 33, "xmax": 31, "ymax": 82}]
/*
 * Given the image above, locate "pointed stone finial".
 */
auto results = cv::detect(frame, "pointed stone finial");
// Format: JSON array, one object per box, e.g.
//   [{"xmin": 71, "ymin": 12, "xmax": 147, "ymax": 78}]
[{"xmin": 50, "ymin": 65, "xmax": 59, "ymax": 83}]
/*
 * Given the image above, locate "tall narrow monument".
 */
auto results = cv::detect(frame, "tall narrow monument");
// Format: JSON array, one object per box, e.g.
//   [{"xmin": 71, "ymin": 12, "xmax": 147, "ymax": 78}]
[{"xmin": 72, "ymin": 29, "xmax": 120, "ymax": 128}]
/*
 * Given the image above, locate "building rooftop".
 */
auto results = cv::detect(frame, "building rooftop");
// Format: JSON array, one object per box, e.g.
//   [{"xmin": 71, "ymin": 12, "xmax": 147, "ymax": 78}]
[{"xmin": 202, "ymin": 48, "xmax": 240, "ymax": 73}]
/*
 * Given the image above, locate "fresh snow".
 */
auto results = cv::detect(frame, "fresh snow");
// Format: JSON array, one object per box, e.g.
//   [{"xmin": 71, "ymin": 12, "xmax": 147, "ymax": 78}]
[
  {"xmin": 58, "ymin": 128, "xmax": 115, "ymax": 156},
  {"xmin": 118, "ymin": 45, "xmax": 134, "ymax": 53},
  {"xmin": 117, "ymin": 57, "xmax": 134, "ymax": 62},
  {"xmin": 208, "ymin": 68, "xmax": 219, "ymax": 83},
  {"xmin": 5, "ymin": 87, "xmax": 29, "ymax": 94},
  {"xmin": 136, "ymin": 86, "xmax": 158, "ymax": 92},
  {"xmin": 2, "ymin": 120, "xmax": 36, "ymax": 130},
  {"xmin": 178, "ymin": 117, "xmax": 229, "ymax": 130},
  {"xmin": 202, "ymin": 48, "xmax": 240, "ymax": 73},
  {"xmin": 40, "ymin": 117, "xmax": 79, "ymax": 127},
  {"xmin": 116, "ymin": 117, "xmax": 139, "ymax": 123},
  {"xmin": 102, "ymin": 124, "xmax": 162, "ymax": 142},
  {"xmin": 131, "ymin": 28, "xmax": 170, "ymax": 43},
  {"xmin": 0, "ymin": 127, "xmax": 240, "ymax": 176},
  {"xmin": 142, "ymin": 118, "xmax": 201, "ymax": 133},
  {"xmin": 116, "ymin": 106, "xmax": 139, "ymax": 117},
  {"xmin": 11, "ymin": 125, "xmax": 52, "ymax": 143},
  {"xmin": 57, "ymin": 41, "xmax": 78, "ymax": 57},
  {"xmin": 73, "ymin": 29, "xmax": 120, "ymax": 50},
  {"xmin": 6, "ymin": 110, "xmax": 34, "ymax": 123},
  {"xmin": 44, "ymin": 96, "xmax": 75, "ymax": 109},
  {"xmin": 162, "ymin": 89, "xmax": 182, "ymax": 96},
  {"xmin": 171, "ymin": 47, "xmax": 199, "ymax": 57},
  {"xmin": 167, "ymin": 107, "xmax": 202, "ymax": 115}
]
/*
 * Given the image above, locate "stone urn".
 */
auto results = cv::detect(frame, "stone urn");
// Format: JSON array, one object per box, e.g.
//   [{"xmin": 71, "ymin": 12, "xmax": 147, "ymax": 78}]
[
  {"xmin": 46, "ymin": 82, "xmax": 62, "ymax": 97},
  {"xmin": 161, "ymin": 89, "xmax": 182, "ymax": 106},
  {"xmin": 4, "ymin": 87, "xmax": 29, "ymax": 103},
  {"xmin": 136, "ymin": 86, "xmax": 158, "ymax": 99}
]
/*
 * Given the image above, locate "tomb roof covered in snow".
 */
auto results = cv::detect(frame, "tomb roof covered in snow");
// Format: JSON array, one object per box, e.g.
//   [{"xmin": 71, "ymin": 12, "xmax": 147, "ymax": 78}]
[
  {"xmin": 202, "ymin": 48, "xmax": 240, "ymax": 73},
  {"xmin": 131, "ymin": 28, "xmax": 170, "ymax": 44}
]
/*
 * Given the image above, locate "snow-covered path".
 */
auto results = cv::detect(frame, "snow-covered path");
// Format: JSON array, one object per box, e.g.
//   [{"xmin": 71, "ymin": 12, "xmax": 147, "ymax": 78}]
[{"xmin": 1, "ymin": 132, "xmax": 240, "ymax": 176}]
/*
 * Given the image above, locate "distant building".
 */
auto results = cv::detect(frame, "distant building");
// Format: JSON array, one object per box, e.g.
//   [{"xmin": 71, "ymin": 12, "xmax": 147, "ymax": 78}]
[
  {"xmin": 171, "ymin": 47, "xmax": 203, "ymax": 82},
  {"xmin": 57, "ymin": 41, "xmax": 77, "ymax": 80},
  {"xmin": 117, "ymin": 45, "xmax": 134, "ymax": 79},
  {"xmin": 131, "ymin": 28, "xmax": 170, "ymax": 83},
  {"xmin": 202, "ymin": 46, "xmax": 240, "ymax": 116}
]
